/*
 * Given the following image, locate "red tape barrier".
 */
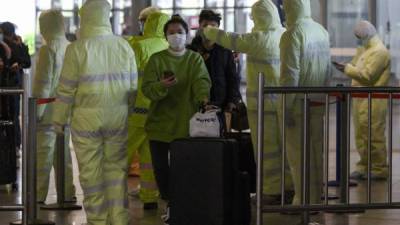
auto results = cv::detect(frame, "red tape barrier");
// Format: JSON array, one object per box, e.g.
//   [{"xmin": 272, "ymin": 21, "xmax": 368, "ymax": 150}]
[{"xmin": 37, "ymin": 98, "xmax": 56, "ymax": 105}]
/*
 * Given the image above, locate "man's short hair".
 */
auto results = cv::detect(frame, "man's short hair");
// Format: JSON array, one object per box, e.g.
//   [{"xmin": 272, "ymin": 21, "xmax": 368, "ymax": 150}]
[{"xmin": 199, "ymin": 10, "xmax": 221, "ymax": 26}]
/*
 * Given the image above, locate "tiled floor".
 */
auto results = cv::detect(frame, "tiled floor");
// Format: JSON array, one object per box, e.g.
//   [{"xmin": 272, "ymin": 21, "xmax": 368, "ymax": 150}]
[
  {"xmin": 1, "ymin": 151, "xmax": 400, "ymax": 225},
  {"xmin": 2, "ymin": 105, "xmax": 400, "ymax": 225}
]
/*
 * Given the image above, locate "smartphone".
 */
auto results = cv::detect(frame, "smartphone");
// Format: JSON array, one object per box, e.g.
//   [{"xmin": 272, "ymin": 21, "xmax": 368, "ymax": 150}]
[
  {"xmin": 332, "ymin": 61, "xmax": 344, "ymax": 67},
  {"xmin": 163, "ymin": 70, "xmax": 175, "ymax": 79}
]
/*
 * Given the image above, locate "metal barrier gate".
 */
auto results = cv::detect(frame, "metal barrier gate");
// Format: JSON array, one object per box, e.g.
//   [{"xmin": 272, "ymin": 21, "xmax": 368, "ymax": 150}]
[{"xmin": 256, "ymin": 73, "xmax": 400, "ymax": 225}]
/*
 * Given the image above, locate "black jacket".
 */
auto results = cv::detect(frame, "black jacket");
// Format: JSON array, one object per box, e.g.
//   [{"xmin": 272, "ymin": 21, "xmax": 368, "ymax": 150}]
[
  {"xmin": 188, "ymin": 36, "xmax": 241, "ymax": 108},
  {"xmin": 4, "ymin": 38, "xmax": 31, "ymax": 87}
]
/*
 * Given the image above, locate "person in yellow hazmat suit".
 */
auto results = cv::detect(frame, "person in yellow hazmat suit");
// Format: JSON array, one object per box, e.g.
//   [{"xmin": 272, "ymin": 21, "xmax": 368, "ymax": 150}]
[
  {"xmin": 126, "ymin": 11, "xmax": 170, "ymax": 210},
  {"xmin": 202, "ymin": 0, "xmax": 294, "ymax": 204},
  {"xmin": 138, "ymin": 6, "xmax": 160, "ymax": 34},
  {"xmin": 279, "ymin": 0, "xmax": 331, "ymax": 213},
  {"xmin": 32, "ymin": 9, "xmax": 76, "ymax": 204},
  {"xmin": 334, "ymin": 20, "xmax": 390, "ymax": 180},
  {"xmin": 52, "ymin": 0, "xmax": 138, "ymax": 224},
  {"xmin": 125, "ymin": 7, "xmax": 161, "ymax": 179}
]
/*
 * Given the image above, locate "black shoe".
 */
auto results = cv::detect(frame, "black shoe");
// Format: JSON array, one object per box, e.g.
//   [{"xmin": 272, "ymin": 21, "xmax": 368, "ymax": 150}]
[{"xmin": 143, "ymin": 202, "xmax": 158, "ymax": 210}]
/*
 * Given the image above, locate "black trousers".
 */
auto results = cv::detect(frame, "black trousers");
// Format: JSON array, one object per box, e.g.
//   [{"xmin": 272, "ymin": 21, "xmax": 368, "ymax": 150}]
[{"xmin": 149, "ymin": 140, "xmax": 170, "ymax": 201}]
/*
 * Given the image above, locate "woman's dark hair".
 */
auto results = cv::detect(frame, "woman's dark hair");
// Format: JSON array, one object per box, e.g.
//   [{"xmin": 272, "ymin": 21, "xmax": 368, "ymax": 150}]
[
  {"xmin": 0, "ymin": 22, "xmax": 16, "ymax": 37},
  {"xmin": 199, "ymin": 10, "xmax": 221, "ymax": 26},
  {"xmin": 163, "ymin": 14, "xmax": 189, "ymax": 36}
]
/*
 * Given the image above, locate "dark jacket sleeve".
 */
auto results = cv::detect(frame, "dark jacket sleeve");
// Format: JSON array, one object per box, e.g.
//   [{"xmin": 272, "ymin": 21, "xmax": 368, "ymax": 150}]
[
  {"xmin": 9, "ymin": 41, "xmax": 31, "ymax": 69},
  {"xmin": 19, "ymin": 43, "xmax": 31, "ymax": 69},
  {"xmin": 225, "ymin": 50, "xmax": 241, "ymax": 104}
]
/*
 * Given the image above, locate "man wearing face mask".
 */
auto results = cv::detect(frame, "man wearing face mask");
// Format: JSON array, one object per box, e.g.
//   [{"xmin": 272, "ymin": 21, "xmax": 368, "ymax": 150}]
[
  {"xmin": 279, "ymin": 0, "xmax": 331, "ymax": 210},
  {"xmin": 334, "ymin": 20, "xmax": 390, "ymax": 180},
  {"xmin": 188, "ymin": 10, "xmax": 241, "ymax": 111},
  {"xmin": 202, "ymin": 0, "xmax": 294, "ymax": 204}
]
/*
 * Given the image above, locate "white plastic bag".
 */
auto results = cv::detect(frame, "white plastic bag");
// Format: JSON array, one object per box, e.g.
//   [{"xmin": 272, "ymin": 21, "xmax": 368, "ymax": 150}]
[{"xmin": 189, "ymin": 109, "xmax": 221, "ymax": 138}]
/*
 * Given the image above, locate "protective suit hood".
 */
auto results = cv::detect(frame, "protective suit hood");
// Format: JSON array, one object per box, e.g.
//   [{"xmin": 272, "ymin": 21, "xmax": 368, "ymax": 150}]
[
  {"xmin": 143, "ymin": 12, "xmax": 169, "ymax": 38},
  {"xmin": 139, "ymin": 6, "xmax": 160, "ymax": 21},
  {"xmin": 354, "ymin": 20, "xmax": 377, "ymax": 41},
  {"xmin": 79, "ymin": 0, "xmax": 112, "ymax": 38},
  {"xmin": 39, "ymin": 10, "xmax": 66, "ymax": 42},
  {"xmin": 283, "ymin": 0, "xmax": 312, "ymax": 27},
  {"xmin": 251, "ymin": 0, "xmax": 282, "ymax": 32}
]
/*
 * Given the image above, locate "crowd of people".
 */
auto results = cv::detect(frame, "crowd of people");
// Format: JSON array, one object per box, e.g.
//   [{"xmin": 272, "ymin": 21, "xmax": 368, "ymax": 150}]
[{"xmin": 0, "ymin": 0, "xmax": 392, "ymax": 224}]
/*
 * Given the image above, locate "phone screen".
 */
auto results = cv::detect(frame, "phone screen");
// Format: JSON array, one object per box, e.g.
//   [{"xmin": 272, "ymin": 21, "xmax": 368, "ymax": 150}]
[{"xmin": 163, "ymin": 71, "xmax": 175, "ymax": 79}]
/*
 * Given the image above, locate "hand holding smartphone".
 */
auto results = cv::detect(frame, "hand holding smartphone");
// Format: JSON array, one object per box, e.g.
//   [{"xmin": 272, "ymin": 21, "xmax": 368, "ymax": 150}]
[
  {"xmin": 332, "ymin": 61, "xmax": 346, "ymax": 72},
  {"xmin": 161, "ymin": 70, "xmax": 177, "ymax": 87}
]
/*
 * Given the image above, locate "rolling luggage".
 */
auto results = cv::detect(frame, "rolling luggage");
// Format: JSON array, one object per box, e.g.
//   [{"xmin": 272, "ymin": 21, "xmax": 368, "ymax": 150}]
[
  {"xmin": 224, "ymin": 132, "xmax": 256, "ymax": 193},
  {"xmin": 0, "ymin": 120, "xmax": 17, "ymax": 186},
  {"xmin": 169, "ymin": 138, "xmax": 251, "ymax": 225},
  {"xmin": 0, "ymin": 67, "xmax": 18, "ymax": 189}
]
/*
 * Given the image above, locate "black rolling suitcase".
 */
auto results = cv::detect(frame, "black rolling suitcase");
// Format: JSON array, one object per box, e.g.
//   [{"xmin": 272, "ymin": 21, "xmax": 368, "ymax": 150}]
[
  {"xmin": 0, "ymin": 68, "xmax": 18, "ymax": 188},
  {"xmin": 0, "ymin": 120, "xmax": 17, "ymax": 186},
  {"xmin": 169, "ymin": 138, "xmax": 251, "ymax": 225},
  {"xmin": 224, "ymin": 132, "xmax": 256, "ymax": 194}
]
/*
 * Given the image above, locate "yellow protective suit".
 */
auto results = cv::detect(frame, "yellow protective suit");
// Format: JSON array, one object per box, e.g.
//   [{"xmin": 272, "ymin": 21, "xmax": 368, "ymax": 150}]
[
  {"xmin": 33, "ymin": 10, "xmax": 76, "ymax": 203},
  {"xmin": 345, "ymin": 21, "xmax": 391, "ymax": 179},
  {"xmin": 126, "ymin": 12, "xmax": 169, "ymax": 204},
  {"xmin": 280, "ymin": 0, "xmax": 331, "ymax": 205},
  {"xmin": 203, "ymin": 0, "xmax": 293, "ymax": 197},
  {"xmin": 52, "ymin": 0, "xmax": 138, "ymax": 224}
]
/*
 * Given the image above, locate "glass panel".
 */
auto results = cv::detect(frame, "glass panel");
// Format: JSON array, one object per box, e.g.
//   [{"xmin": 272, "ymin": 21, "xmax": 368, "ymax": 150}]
[
  {"xmin": 226, "ymin": 0, "xmax": 235, "ymax": 7},
  {"xmin": 328, "ymin": 0, "xmax": 368, "ymax": 82},
  {"xmin": 61, "ymin": 0, "xmax": 74, "ymax": 10},
  {"xmin": 206, "ymin": 0, "xmax": 224, "ymax": 8},
  {"xmin": 37, "ymin": 0, "xmax": 52, "ymax": 10},
  {"xmin": 328, "ymin": 0, "xmax": 368, "ymax": 48},
  {"xmin": 225, "ymin": 9, "xmax": 235, "ymax": 32},
  {"xmin": 378, "ymin": 0, "xmax": 400, "ymax": 77},
  {"xmin": 235, "ymin": 7, "xmax": 252, "ymax": 33},
  {"xmin": 152, "ymin": 0, "xmax": 173, "ymax": 9},
  {"xmin": 176, "ymin": 0, "xmax": 204, "ymax": 8},
  {"xmin": 236, "ymin": 0, "xmax": 257, "ymax": 7}
]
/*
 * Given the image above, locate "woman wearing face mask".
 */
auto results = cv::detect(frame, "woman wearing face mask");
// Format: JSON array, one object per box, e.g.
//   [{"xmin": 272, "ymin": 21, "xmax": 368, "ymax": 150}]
[{"xmin": 142, "ymin": 14, "xmax": 211, "ymax": 224}]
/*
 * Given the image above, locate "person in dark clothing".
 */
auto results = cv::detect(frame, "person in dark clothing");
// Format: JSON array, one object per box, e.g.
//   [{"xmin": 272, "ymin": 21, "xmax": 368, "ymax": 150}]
[
  {"xmin": 0, "ymin": 22, "xmax": 31, "ymax": 148},
  {"xmin": 187, "ymin": 10, "xmax": 241, "ymax": 110}
]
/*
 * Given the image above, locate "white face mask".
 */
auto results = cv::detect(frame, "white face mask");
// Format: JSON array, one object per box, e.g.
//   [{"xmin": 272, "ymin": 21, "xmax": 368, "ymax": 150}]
[{"xmin": 167, "ymin": 33, "xmax": 186, "ymax": 51}]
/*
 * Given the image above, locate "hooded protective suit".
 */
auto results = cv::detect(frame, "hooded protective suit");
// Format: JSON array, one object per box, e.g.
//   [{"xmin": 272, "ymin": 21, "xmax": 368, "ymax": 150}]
[
  {"xmin": 138, "ymin": 6, "xmax": 160, "ymax": 21},
  {"xmin": 203, "ymin": 0, "xmax": 293, "ymax": 197},
  {"xmin": 280, "ymin": 0, "xmax": 331, "ymax": 205},
  {"xmin": 52, "ymin": 0, "xmax": 138, "ymax": 224},
  {"xmin": 345, "ymin": 21, "xmax": 390, "ymax": 179},
  {"xmin": 33, "ymin": 10, "xmax": 76, "ymax": 202},
  {"xmin": 126, "ymin": 12, "xmax": 169, "ymax": 204}
]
